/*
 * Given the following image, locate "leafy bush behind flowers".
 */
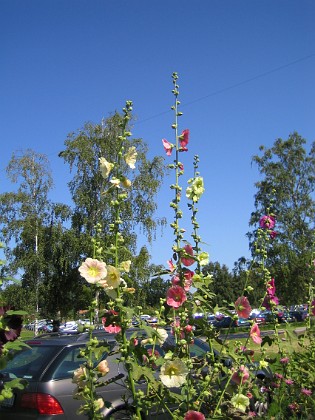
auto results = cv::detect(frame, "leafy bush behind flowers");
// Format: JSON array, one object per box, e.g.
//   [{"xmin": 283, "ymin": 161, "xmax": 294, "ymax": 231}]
[{"xmin": 75, "ymin": 73, "xmax": 315, "ymax": 419}]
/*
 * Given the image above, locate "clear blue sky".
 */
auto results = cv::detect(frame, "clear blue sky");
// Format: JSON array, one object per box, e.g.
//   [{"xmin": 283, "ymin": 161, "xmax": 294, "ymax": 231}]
[{"xmin": 1, "ymin": 0, "xmax": 315, "ymax": 270}]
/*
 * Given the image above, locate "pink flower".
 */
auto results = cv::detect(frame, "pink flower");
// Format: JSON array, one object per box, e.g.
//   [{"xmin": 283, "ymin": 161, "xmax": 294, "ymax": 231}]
[
  {"xmin": 301, "ymin": 388, "xmax": 312, "ymax": 396},
  {"xmin": 275, "ymin": 373, "xmax": 283, "ymax": 380},
  {"xmin": 235, "ymin": 296, "xmax": 252, "ymax": 318},
  {"xmin": 162, "ymin": 139, "xmax": 173, "ymax": 156},
  {"xmin": 311, "ymin": 299, "xmax": 315, "ymax": 316},
  {"xmin": 266, "ymin": 278, "xmax": 276, "ymax": 296},
  {"xmin": 250, "ymin": 323, "xmax": 262, "ymax": 344},
  {"xmin": 259, "ymin": 215, "xmax": 275, "ymax": 229},
  {"xmin": 171, "ymin": 275, "xmax": 181, "ymax": 286},
  {"xmin": 101, "ymin": 310, "xmax": 121, "ymax": 334},
  {"xmin": 184, "ymin": 411, "xmax": 205, "ymax": 420},
  {"xmin": 167, "ymin": 259, "xmax": 175, "ymax": 272},
  {"xmin": 166, "ymin": 286, "xmax": 187, "ymax": 308},
  {"xmin": 231, "ymin": 365, "xmax": 250, "ymax": 385},
  {"xmin": 181, "ymin": 244, "xmax": 195, "ymax": 266},
  {"xmin": 262, "ymin": 294, "xmax": 279, "ymax": 310},
  {"xmin": 285, "ymin": 379, "xmax": 294, "ymax": 385},
  {"xmin": 183, "ymin": 270, "xmax": 194, "ymax": 291},
  {"xmin": 280, "ymin": 357, "xmax": 289, "ymax": 364},
  {"xmin": 179, "ymin": 129, "xmax": 189, "ymax": 151}
]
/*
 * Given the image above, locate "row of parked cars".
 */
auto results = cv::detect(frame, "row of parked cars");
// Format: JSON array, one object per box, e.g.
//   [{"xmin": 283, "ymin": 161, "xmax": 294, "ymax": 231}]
[{"xmin": 204, "ymin": 307, "xmax": 309, "ymax": 330}]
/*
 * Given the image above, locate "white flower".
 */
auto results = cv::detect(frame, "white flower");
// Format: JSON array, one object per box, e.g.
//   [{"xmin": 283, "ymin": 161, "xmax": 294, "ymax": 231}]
[
  {"xmin": 99, "ymin": 157, "xmax": 114, "ymax": 178},
  {"xmin": 155, "ymin": 328, "xmax": 168, "ymax": 345},
  {"xmin": 160, "ymin": 359, "xmax": 188, "ymax": 387},
  {"xmin": 125, "ymin": 146, "xmax": 137, "ymax": 169},
  {"xmin": 78, "ymin": 258, "xmax": 107, "ymax": 284},
  {"xmin": 110, "ymin": 177, "xmax": 121, "ymax": 188}
]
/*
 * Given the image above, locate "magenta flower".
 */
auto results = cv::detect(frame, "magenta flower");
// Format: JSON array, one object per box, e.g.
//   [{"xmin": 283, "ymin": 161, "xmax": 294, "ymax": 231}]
[
  {"xmin": 231, "ymin": 365, "xmax": 250, "ymax": 385},
  {"xmin": 250, "ymin": 323, "xmax": 262, "ymax": 344},
  {"xmin": 162, "ymin": 139, "xmax": 173, "ymax": 156},
  {"xmin": 166, "ymin": 286, "xmax": 187, "ymax": 308},
  {"xmin": 266, "ymin": 278, "xmax": 276, "ymax": 296},
  {"xmin": 171, "ymin": 275, "xmax": 181, "ymax": 286},
  {"xmin": 179, "ymin": 129, "xmax": 189, "ymax": 151},
  {"xmin": 301, "ymin": 388, "xmax": 312, "ymax": 396},
  {"xmin": 270, "ymin": 230, "xmax": 277, "ymax": 239},
  {"xmin": 262, "ymin": 294, "xmax": 279, "ymax": 310},
  {"xmin": 235, "ymin": 296, "xmax": 252, "ymax": 318},
  {"xmin": 311, "ymin": 299, "xmax": 315, "ymax": 316},
  {"xmin": 259, "ymin": 215, "xmax": 275, "ymax": 229},
  {"xmin": 280, "ymin": 357, "xmax": 289, "ymax": 364},
  {"xmin": 181, "ymin": 244, "xmax": 195, "ymax": 267},
  {"xmin": 184, "ymin": 411, "xmax": 205, "ymax": 420}
]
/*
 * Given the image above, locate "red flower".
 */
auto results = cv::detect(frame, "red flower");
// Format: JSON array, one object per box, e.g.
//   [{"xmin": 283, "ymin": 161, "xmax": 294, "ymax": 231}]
[
  {"xmin": 181, "ymin": 244, "xmax": 195, "ymax": 267},
  {"xmin": 183, "ymin": 269, "xmax": 194, "ymax": 291},
  {"xmin": 166, "ymin": 286, "xmax": 187, "ymax": 308},
  {"xmin": 311, "ymin": 299, "xmax": 315, "ymax": 316},
  {"xmin": 235, "ymin": 296, "xmax": 252, "ymax": 318},
  {"xmin": 250, "ymin": 323, "xmax": 262, "ymax": 345},
  {"xmin": 162, "ymin": 139, "xmax": 173, "ymax": 156},
  {"xmin": 259, "ymin": 215, "xmax": 275, "ymax": 229},
  {"xmin": 270, "ymin": 230, "xmax": 277, "ymax": 239},
  {"xmin": 179, "ymin": 129, "xmax": 189, "ymax": 151},
  {"xmin": 184, "ymin": 411, "xmax": 205, "ymax": 420}
]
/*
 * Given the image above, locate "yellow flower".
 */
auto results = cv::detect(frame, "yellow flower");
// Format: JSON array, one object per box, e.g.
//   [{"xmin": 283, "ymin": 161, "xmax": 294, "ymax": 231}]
[
  {"xmin": 99, "ymin": 157, "xmax": 114, "ymax": 178},
  {"xmin": 231, "ymin": 393, "xmax": 249, "ymax": 413},
  {"xmin": 95, "ymin": 398, "xmax": 104, "ymax": 410},
  {"xmin": 125, "ymin": 146, "xmax": 137, "ymax": 169},
  {"xmin": 160, "ymin": 359, "xmax": 188, "ymax": 387},
  {"xmin": 259, "ymin": 360, "xmax": 269, "ymax": 369},
  {"xmin": 78, "ymin": 258, "xmax": 107, "ymax": 284},
  {"xmin": 186, "ymin": 176, "xmax": 205, "ymax": 202},
  {"xmin": 198, "ymin": 252, "xmax": 209, "ymax": 266},
  {"xmin": 119, "ymin": 260, "xmax": 131, "ymax": 273},
  {"xmin": 72, "ymin": 366, "xmax": 86, "ymax": 386}
]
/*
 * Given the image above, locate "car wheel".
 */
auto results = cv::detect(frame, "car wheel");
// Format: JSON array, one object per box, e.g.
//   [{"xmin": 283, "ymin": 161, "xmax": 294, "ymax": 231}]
[{"xmin": 108, "ymin": 406, "xmax": 141, "ymax": 419}]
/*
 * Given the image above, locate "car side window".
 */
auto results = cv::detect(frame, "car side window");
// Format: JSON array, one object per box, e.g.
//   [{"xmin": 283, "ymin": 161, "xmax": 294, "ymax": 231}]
[{"xmin": 52, "ymin": 347, "xmax": 83, "ymax": 380}]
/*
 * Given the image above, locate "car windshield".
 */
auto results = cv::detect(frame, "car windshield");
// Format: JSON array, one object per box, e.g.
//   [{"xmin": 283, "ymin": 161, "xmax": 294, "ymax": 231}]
[{"xmin": 0, "ymin": 345, "xmax": 57, "ymax": 380}]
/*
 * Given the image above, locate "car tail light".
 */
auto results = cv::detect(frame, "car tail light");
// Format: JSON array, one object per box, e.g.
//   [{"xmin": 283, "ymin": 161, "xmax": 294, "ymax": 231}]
[{"xmin": 21, "ymin": 393, "xmax": 64, "ymax": 415}]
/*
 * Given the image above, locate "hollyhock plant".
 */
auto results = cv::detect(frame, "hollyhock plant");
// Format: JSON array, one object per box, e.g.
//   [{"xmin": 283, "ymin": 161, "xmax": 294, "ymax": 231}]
[
  {"xmin": 78, "ymin": 258, "xmax": 107, "ymax": 284},
  {"xmin": 250, "ymin": 323, "xmax": 262, "ymax": 344},
  {"xmin": 162, "ymin": 138, "xmax": 174, "ymax": 156},
  {"xmin": 166, "ymin": 285, "xmax": 187, "ymax": 308},
  {"xmin": 259, "ymin": 214, "xmax": 276, "ymax": 229},
  {"xmin": 184, "ymin": 411, "xmax": 205, "ymax": 420},
  {"xmin": 235, "ymin": 296, "xmax": 252, "ymax": 318},
  {"xmin": 310, "ymin": 299, "xmax": 315, "ymax": 316},
  {"xmin": 181, "ymin": 244, "xmax": 195, "ymax": 266},
  {"xmin": 160, "ymin": 359, "xmax": 189, "ymax": 387}
]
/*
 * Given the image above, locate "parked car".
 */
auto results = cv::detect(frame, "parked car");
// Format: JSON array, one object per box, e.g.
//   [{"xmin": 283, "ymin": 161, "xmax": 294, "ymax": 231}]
[
  {"xmin": 209, "ymin": 315, "xmax": 238, "ymax": 329},
  {"xmin": 236, "ymin": 317, "xmax": 251, "ymax": 327},
  {"xmin": 289, "ymin": 310, "xmax": 309, "ymax": 322},
  {"xmin": 1, "ymin": 329, "xmax": 237, "ymax": 419}
]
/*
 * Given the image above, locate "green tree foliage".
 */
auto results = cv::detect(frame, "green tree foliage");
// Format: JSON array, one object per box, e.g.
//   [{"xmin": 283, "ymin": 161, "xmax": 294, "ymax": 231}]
[
  {"xmin": 202, "ymin": 261, "xmax": 241, "ymax": 307},
  {"xmin": 59, "ymin": 113, "xmax": 165, "ymax": 259},
  {"xmin": 249, "ymin": 132, "xmax": 315, "ymax": 304}
]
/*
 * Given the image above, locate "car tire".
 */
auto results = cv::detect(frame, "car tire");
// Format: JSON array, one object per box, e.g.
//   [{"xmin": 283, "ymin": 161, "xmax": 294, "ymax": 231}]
[{"xmin": 108, "ymin": 406, "xmax": 141, "ymax": 419}]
